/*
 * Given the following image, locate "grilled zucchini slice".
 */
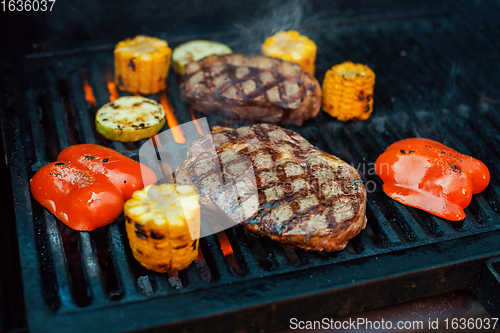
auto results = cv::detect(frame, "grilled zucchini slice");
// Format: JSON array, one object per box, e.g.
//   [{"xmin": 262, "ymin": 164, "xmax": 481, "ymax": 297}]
[
  {"xmin": 172, "ymin": 40, "xmax": 232, "ymax": 75},
  {"xmin": 96, "ymin": 96, "xmax": 166, "ymax": 142}
]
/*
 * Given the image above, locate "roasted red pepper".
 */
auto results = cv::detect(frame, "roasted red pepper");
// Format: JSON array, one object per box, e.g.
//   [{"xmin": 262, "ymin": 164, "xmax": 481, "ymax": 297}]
[
  {"xmin": 375, "ymin": 138, "xmax": 490, "ymax": 221},
  {"xmin": 30, "ymin": 144, "xmax": 157, "ymax": 231}
]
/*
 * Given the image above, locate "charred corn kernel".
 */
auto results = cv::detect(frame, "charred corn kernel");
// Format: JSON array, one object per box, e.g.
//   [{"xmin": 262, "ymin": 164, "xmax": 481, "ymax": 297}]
[
  {"xmin": 261, "ymin": 30, "xmax": 317, "ymax": 76},
  {"xmin": 322, "ymin": 61, "xmax": 375, "ymax": 121},
  {"xmin": 96, "ymin": 96, "xmax": 166, "ymax": 142},
  {"xmin": 124, "ymin": 184, "xmax": 200, "ymax": 273},
  {"xmin": 114, "ymin": 35, "xmax": 172, "ymax": 95}
]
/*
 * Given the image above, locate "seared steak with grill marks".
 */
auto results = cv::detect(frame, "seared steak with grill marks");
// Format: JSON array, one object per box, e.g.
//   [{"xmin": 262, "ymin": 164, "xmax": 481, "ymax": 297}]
[
  {"xmin": 175, "ymin": 124, "xmax": 366, "ymax": 252},
  {"xmin": 179, "ymin": 54, "xmax": 322, "ymax": 126}
]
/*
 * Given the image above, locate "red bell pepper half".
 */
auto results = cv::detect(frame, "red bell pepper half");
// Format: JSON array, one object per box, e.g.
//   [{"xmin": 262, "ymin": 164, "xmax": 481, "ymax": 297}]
[
  {"xmin": 30, "ymin": 144, "xmax": 157, "ymax": 231},
  {"xmin": 375, "ymin": 138, "xmax": 490, "ymax": 221}
]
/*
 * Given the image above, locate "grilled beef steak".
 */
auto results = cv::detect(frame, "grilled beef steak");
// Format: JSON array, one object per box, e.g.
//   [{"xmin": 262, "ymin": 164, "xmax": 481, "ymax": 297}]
[
  {"xmin": 176, "ymin": 124, "xmax": 367, "ymax": 252},
  {"xmin": 179, "ymin": 54, "xmax": 322, "ymax": 126}
]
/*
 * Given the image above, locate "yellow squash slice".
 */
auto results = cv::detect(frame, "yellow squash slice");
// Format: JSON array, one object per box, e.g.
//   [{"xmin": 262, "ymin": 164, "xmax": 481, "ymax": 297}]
[
  {"xmin": 261, "ymin": 30, "xmax": 317, "ymax": 76},
  {"xmin": 172, "ymin": 40, "xmax": 232, "ymax": 75},
  {"xmin": 114, "ymin": 35, "xmax": 172, "ymax": 94},
  {"xmin": 96, "ymin": 96, "xmax": 166, "ymax": 142},
  {"xmin": 124, "ymin": 184, "xmax": 200, "ymax": 273}
]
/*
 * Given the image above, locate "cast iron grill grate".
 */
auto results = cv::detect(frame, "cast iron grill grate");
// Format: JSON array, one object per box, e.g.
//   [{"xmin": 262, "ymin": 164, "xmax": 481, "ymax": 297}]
[{"xmin": 3, "ymin": 2, "xmax": 500, "ymax": 332}]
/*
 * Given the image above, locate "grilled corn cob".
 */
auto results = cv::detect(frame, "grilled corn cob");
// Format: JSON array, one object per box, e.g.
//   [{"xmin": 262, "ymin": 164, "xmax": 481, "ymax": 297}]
[
  {"xmin": 96, "ymin": 96, "xmax": 166, "ymax": 142},
  {"xmin": 124, "ymin": 184, "xmax": 200, "ymax": 273},
  {"xmin": 322, "ymin": 61, "xmax": 375, "ymax": 121},
  {"xmin": 261, "ymin": 30, "xmax": 317, "ymax": 76},
  {"xmin": 114, "ymin": 35, "xmax": 172, "ymax": 95}
]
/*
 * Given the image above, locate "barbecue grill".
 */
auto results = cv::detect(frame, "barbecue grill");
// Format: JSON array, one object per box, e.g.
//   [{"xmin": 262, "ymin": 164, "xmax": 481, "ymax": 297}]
[{"xmin": 2, "ymin": 0, "xmax": 500, "ymax": 332}]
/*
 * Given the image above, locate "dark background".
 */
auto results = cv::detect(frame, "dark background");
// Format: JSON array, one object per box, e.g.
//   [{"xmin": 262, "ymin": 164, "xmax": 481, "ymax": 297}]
[{"xmin": 0, "ymin": 0, "xmax": 445, "ymax": 58}]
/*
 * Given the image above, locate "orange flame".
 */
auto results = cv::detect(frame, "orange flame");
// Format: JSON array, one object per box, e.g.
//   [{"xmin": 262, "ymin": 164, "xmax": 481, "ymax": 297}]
[
  {"xmin": 107, "ymin": 81, "xmax": 120, "ymax": 102},
  {"xmin": 167, "ymin": 271, "xmax": 178, "ymax": 278},
  {"xmin": 189, "ymin": 110, "xmax": 205, "ymax": 136},
  {"xmin": 195, "ymin": 233, "xmax": 236, "ymax": 262},
  {"xmin": 80, "ymin": 70, "xmax": 97, "ymax": 108},
  {"xmin": 152, "ymin": 134, "xmax": 162, "ymax": 147},
  {"xmin": 217, "ymin": 231, "xmax": 234, "ymax": 257},
  {"xmin": 158, "ymin": 91, "xmax": 186, "ymax": 143},
  {"xmin": 196, "ymin": 249, "xmax": 204, "ymax": 260}
]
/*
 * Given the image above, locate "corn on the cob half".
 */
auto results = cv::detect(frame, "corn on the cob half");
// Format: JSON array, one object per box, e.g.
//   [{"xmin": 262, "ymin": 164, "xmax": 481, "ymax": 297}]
[
  {"xmin": 261, "ymin": 30, "xmax": 317, "ymax": 76},
  {"xmin": 114, "ymin": 35, "xmax": 172, "ymax": 95},
  {"xmin": 124, "ymin": 184, "xmax": 200, "ymax": 273},
  {"xmin": 322, "ymin": 61, "xmax": 375, "ymax": 121}
]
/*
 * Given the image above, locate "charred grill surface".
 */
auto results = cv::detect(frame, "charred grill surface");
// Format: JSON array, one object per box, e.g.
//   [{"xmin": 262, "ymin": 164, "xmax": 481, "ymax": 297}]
[
  {"xmin": 3, "ymin": 1, "xmax": 500, "ymax": 332},
  {"xmin": 180, "ymin": 54, "xmax": 322, "ymax": 125},
  {"xmin": 176, "ymin": 124, "xmax": 367, "ymax": 252}
]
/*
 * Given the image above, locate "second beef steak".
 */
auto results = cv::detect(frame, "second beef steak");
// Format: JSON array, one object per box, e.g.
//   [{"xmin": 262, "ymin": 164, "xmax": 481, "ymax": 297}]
[{"xmin": 180, "ymin": 54, "xmax": 322, "ymax": 126}]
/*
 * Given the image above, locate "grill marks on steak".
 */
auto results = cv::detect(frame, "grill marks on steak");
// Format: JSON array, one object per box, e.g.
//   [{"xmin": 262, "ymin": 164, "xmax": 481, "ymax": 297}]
[
  {"xmin": 176, "ymin": 124, "xmax": 367, "ymax": 252},
  {"xmin": 180, "ymin": 54, "xmax": 322, "ymax": 126}
]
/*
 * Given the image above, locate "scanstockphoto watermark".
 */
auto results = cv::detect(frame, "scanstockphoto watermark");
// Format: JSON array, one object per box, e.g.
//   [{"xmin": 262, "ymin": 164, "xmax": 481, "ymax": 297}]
[
  {"xmin": 289, "ymin": 317, "xmax": 499, "ymax": 331},
  {"xmin": 352, "ymin": 158, "xmax": 389, "ymax": 194},
  {"xmin": 138, "ymin": 118, "xmax": 386, "ymax": 240},
  {"xmin": 289, "ymin": 317, "xmax": 424, "ymax": 330},
  {"xmin": 139, "ymin": 118, "xmax": 258, "ymax": 240}
]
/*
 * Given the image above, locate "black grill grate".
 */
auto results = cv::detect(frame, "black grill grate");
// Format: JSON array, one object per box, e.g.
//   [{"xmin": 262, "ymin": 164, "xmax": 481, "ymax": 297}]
[{"xmin": 2, "ymin": 1, "xmax": 500, "ymax": 332}]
